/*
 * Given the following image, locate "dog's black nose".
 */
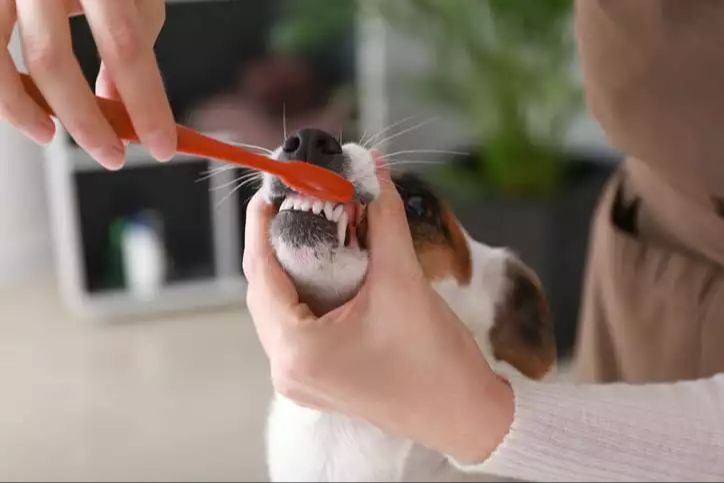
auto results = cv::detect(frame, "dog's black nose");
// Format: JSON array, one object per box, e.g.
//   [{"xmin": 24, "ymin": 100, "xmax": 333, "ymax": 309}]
[{"xmin": 279, "ymin": 129, "xmax": 343, "ymax": 172}]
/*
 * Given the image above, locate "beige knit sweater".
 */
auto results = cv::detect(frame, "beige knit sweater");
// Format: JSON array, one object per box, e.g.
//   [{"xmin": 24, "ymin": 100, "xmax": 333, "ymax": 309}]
[{"xmin": 457, "ymin": 374, "xmax": 724, "ymax": 482}]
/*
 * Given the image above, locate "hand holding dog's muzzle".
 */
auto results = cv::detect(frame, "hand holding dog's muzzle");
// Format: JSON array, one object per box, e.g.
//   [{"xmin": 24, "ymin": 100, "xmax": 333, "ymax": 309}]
[{"xmin": 243, "ymin": 156, "xmax": 514, "ymax": 465}]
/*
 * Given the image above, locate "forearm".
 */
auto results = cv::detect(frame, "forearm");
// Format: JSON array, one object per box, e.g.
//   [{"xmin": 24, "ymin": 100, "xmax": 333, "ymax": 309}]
[{"xmin": 454, "ymin": 374, "xmax": 724, "ymax": 482}]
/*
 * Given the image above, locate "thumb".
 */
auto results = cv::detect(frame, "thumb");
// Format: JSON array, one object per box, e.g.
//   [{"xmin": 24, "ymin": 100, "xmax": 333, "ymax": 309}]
[
  {"xmin": 243, "ymin": 191, "xmax": 299, "ymax": 307},
  {"xmin": 366, "ymin": 152, "xmax": 420, "ymax": 271}
]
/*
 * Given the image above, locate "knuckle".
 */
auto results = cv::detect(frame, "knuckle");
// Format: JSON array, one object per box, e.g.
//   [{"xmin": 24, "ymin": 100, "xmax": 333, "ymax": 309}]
[
  {"xmin": 245, "ymin": 192, "xmax": 263, "ymax": 218},
  {"xmin": 244, "ymin": 250, "xmax": 277, "ymax": 282},
  {"xmin": 242, "ymin": 252, "xmax": 260, "ymax": 281},
  {"xmin": 244, "ymin": 284, "xmax": 261, "ymax": 312},
  {"xmin": 24, "ymin": 42, "xmax": 68, "ymax": 74},
  {"xmin": 138, "ymin": 0, "xmax": 166, "ymax": 32},
  {"xmin": 153, "ymin": 5, "xmax": 166, "ymax": 28},
  {"xmin": 103, "ymin": 18, "xmax": 145, "ymax": 61},
  {"xmin": 271, "ymin": 356, "xmax": 314, "ymax": 400},
  {"xmin": 272, "ymin": 373, "xmax": 300, "ymax": 401},
  {"xmin": 381, "ymin": 200, "xmax": 406, "ymax": 220},
  {"xmin": 65, "ymin": 116, "xmax": 109, "ymax": 150}
]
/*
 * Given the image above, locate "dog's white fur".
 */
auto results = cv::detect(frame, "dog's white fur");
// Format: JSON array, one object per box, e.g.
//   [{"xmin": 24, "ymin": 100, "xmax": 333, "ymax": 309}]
[{"xmin": 260, "ymin": 143, "xmax": 525, "ymax": 482}]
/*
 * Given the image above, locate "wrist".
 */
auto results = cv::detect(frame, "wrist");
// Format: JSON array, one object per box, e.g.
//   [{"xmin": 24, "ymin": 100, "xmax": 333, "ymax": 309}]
[{"xmin": 444, "ymin": 372, "xmax": 514, "ymax": 464}]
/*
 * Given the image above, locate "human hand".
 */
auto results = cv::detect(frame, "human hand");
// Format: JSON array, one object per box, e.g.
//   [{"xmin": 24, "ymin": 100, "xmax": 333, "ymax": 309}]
[
  {"xmin": 243, "ymin": 159, "xmax": 514, "ymax": 463},
  {"xmin": 0, "ymin": 0, "xmax": 175, "ymax": 169}
]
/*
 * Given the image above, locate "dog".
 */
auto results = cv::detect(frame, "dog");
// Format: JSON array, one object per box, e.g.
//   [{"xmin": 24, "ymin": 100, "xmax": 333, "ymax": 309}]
[{"xmin": 257, "ymin": 128, "xmax": 556, "ymax": 481}]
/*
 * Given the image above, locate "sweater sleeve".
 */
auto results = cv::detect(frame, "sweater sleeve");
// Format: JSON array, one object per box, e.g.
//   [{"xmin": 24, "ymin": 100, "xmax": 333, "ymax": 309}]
[{"xmin": 452, "ymin": 374, "xmax": 724, "ymax": 482}]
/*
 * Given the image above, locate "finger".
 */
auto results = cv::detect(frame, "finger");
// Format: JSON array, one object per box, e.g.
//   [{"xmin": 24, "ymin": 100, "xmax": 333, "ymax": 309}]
[
  {"xmin": 366, "ymin": 152, "xmax": 420, "ymax": 269},
  {"xmin": 95, "ymin": 62, "xmax": 120, "ymax": 100},
  {"xmin": 242, "ymin": 192, "xmax": 299, "ymax": 306},
  {"xmin": 0, "ymin": 0, "xmax": 54, "ymax": 144},
  {"xmin": 64, "ymin": 0, "xmax": 82, "ymax": 16},
  {"xmin": 80, "ymin": 0, "xmax": 176, "ymax": 162},
  {"xmin": 16, "ymin": 0, "xmax": 124, "ymax": 168},
  {"xmin": 95, "ymin": 62, "xmax": 134, "ymax": 146},
  {"xmin": 243, "ymin": 191, "xmax": 278, "ymax": 280},
  {"xmin": 100, "ymin": 0, "xmax": 163, "ymax": 101},
  {"xmin": 135, "ymin": 0, "xmax": 166, "ymax": 38}
]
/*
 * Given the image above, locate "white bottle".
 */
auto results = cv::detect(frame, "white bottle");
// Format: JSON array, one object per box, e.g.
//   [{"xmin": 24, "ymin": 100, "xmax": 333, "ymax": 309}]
[{"xmin": 121, "ymin": 213, "xmax": 166, "ymax": 300}]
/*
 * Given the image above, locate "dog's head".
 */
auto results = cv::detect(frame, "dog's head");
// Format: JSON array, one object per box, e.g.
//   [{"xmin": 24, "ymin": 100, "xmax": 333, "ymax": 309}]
[{"xmin": 259, "ymin": 128, "xmax": 556, "ymax": 379}]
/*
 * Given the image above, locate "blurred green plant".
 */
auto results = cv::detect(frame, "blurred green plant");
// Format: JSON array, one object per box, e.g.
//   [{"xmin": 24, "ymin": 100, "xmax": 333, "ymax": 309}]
[
  {"xmin": 378, "ymin": 0, "xmax": 580, "ymax": 198},
  {"xmin": 270, "ymin": 0, "xmax": 357, "ymax": 56},
  {"xmin": 271, "ymin": 0, "xmax": 580, "ymax": 197}
]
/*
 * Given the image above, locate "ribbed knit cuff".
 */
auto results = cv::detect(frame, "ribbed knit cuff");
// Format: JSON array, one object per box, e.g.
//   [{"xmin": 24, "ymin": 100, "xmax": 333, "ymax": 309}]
[{"xmin": 449, "ymin": 374, "xmax": 724, "ymax": 482}]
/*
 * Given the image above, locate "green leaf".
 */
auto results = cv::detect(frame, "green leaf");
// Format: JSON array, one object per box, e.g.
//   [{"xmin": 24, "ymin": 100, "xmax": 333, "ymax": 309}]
[{"xmin": 271, "ymin": 0, "xmax": 357, "ymax": 55}]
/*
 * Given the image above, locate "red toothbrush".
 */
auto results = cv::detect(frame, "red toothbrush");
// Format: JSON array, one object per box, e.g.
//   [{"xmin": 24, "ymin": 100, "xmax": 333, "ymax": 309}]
[{"xmin": 19, "ymin": 73, "xmax": 355, "ymax": 203}]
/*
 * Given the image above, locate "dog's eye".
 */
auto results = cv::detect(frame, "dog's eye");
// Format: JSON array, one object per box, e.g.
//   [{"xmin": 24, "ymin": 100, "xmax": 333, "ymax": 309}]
[{"xmin": 406, "ymin": 195, "xmax": 432, "ymax": 219}]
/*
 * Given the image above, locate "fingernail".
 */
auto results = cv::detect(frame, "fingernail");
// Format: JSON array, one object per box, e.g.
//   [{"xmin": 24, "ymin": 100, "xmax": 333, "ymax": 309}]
[
  {"xmin": 146, "ymin": 129, "xmax": 177, "ymax": 162},
  {"xmin": 93, "ymin": 144, "xmax": 125, "ymax": 170}
]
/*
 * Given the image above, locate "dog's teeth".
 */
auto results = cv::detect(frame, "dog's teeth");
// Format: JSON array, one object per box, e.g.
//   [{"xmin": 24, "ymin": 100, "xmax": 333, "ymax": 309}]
[
  {"xmin": 312, "ymin": 200, "xmax": 323, "ymax": 215},
  {"xmin": 293, "ymin": 197, "xmax": 303, "ymax": 210},
  {"xmin": 280, "ymin": 198, "xmax": 292, "ymax": 211},
  {"xmin": 324, "ymin": 202, "xmax": 335, "ymax": 220},
  {"xmin": 300, "ymin": 199, "xmax": 312, "ymax": 212},
  {"xmin": 337, "ymin": 211, "xmax": 348, "ymax": 248},
  {"xmin": 332, "ymin": 204, "xmax": 344, "ymax": 222}
]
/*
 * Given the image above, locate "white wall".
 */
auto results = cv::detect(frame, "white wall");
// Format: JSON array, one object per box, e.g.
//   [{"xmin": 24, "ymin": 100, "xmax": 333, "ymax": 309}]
[{"xmin": 0, "ymin": 29, "xmax": 52, "ymax": 285}]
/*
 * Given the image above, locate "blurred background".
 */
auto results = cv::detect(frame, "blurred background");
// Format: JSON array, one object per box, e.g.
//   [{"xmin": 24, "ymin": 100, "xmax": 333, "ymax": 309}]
[{"xmin": 0, "ymin": 1, "xmax": 619, "ymax": 481}]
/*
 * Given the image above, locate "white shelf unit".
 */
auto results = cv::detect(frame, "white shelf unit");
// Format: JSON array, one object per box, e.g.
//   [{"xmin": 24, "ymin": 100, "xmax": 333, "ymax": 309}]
[{"xmin": 45, "ymin": 130, "xmax": 249, "ymax": 320}]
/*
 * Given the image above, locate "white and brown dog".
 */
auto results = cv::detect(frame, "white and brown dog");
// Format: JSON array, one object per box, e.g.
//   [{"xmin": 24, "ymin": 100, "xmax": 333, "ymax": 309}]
[{"xmin": 258, "ymin": 128, "xmax": 556, "ymax": 482}]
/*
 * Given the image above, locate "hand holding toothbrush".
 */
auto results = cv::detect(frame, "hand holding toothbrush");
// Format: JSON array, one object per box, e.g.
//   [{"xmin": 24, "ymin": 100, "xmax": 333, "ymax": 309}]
[{"xmin": 0, "ymin": 0, "xmax": 174, "ymax": 169}]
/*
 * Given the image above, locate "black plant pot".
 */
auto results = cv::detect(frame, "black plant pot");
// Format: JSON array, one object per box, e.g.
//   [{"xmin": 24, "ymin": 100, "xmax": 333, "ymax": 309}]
[{"xmin": 434, "ymin": 151, "xmax": 618, "ymax": 359}]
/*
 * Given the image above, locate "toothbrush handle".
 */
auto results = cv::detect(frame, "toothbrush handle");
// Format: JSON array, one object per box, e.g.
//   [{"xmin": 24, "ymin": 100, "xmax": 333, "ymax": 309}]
[
  {"xmin": 19, "ymin": 73, "xmax": 355, "ymax": 202},
  {"xmin": 175, "ymin": 125, "xmax": 286, "ymax": 175},
  {"xmin": 20, "ymin": 73, "xmax": 140, "ymax": 142},
  {"xmin": 20, "ymin": 73, "xmax": 284, "ymax": 174}
]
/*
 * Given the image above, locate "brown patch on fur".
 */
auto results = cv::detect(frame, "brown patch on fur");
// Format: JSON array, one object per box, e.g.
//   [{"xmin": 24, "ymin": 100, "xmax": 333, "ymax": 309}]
[
  {"xmin": 413, "ymin": 206, "xmax": 472, "ymax": 284},
  {"xmin": 489, "ymin": 260, "xmax": 556, "ymax": 380}
]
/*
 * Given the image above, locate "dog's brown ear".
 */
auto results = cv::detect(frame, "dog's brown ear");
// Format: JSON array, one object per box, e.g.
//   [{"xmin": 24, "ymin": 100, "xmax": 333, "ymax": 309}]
[{"xmin": 490, "ymin": 257, "xmax": 556, "ymax": 380}]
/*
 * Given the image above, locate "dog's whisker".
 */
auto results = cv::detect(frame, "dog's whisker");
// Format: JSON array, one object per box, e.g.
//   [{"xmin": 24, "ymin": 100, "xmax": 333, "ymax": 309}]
[
  {"xmin": 282, "ymin": 103, "xmax": 287, "ymax": 142},
  {"xmin": 209, "ymin": 178, "xmax": 248, "ymax": 192},
  {"xmin": 384, "ymin": 149, "xmax": 469, "ymax": 158},
  {"xmin": 363, "ymin": 115, "xmax": 420, "ymax": 149},
  {"xmin": 226, "ymin": 140, "xmax": 274, "ymax": 155},
  {"xmin": 196, "ymin": 165, "xmax": 239, "ymax": 183},
  {"xmin": 371, "ymin": 117, "xmax": 439, "ymax": 151},
  {"xmin": 234, "ymin": 178, "xmax": 264, "ymax": 191},
  {"xmin": 378, "ymin": 159, "xmax": 448, "ymax": 169},
  {"xmin": 214, "ymin": 174, "xmax": 263, "ymax": 209},
  {"xmin": 208, "ymin": 172, "xmax": 261, "ymax": 191},
  {"xmin": 233, "ymin": 173, "xmax": 264, "ymax": 187},
  {"xmin": 199, "ymin": 165, "xmax": 233, "ymax": 176},
  {"xmin": 214, "ymin": 180, "xmax": 250, "ymax": 210},
  {"xmin": 358, "ymin": 127, "xmax": 370, "ymax": 147}
]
